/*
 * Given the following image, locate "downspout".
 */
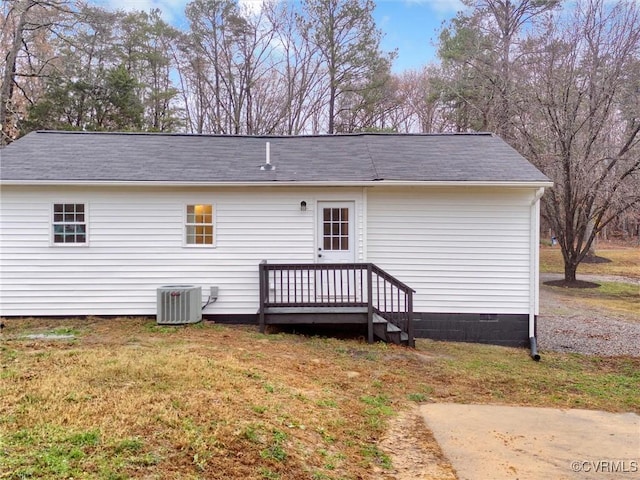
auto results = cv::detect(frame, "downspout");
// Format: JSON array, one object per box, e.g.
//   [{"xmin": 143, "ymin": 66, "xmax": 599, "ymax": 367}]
[
  {"xmin": 529, "ymin": 187, "xmax": 545, "ymax": 361},
  {"xmin": 362, "ymin": 187, "xmax": 368, "ymax": 262}
]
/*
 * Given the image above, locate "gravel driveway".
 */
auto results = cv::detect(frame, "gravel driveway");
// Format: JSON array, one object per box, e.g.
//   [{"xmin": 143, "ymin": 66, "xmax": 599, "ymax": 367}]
[{"xmin": 537, "ymin": 274, "xmax": 640, "ymax": 357}]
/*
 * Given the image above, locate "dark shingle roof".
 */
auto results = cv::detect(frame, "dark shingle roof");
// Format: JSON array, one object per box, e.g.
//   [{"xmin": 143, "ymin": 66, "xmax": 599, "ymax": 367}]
[{"xmin": 0, "ymin": 131, "xmax": 550, "ymax": 184}]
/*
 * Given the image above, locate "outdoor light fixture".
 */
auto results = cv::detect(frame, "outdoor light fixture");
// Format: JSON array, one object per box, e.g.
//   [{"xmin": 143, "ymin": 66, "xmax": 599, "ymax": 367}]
[{"xmin": 300, "ymin": 201, "xmax": 307, "ymax": 211}]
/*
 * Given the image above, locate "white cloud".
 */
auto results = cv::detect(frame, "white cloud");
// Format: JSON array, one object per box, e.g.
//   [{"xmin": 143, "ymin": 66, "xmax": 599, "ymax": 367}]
[
  {"xmin": 99, "ymin": 0, "xmax": 190, "ymax": 23},
  {"xmin": 403, "ymin": 0, "xmax": 465, "ymax": 14},
  {"xmin": 238, "ymin": 0, "xmax": 265, "ymax": 16},
  {"xmin": 97, "ymin": 0, "xmax": 268, "ymax": 24}
]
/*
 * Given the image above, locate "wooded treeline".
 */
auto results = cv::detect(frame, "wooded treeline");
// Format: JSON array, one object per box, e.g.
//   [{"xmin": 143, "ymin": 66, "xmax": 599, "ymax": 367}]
[
  {"xmin": 1, "ymin": 0, "xmax": 400, "ymax": 137},
  {"xmin": 2, "ymin": 0, "xmax": 639, "ymax": 281}
]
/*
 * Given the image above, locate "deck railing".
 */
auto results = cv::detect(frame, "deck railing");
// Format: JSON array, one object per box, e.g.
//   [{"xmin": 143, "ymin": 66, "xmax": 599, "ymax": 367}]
[{"xmin": 258, "ymin": 261, "xmax": 414, "ymax": 346}]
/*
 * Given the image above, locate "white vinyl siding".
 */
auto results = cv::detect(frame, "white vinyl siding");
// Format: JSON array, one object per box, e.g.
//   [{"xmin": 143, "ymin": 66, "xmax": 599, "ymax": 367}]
[
  {"xmin": 366, "ymin": 187, "xmax": 533, "ymax": 314},
  {"xmin": 0, "ymin": 184, "xmax": 537, "ymax": 317},
  {"xmin": 0, "ymin": 186, "xmax": 363, "ymax": 316}
]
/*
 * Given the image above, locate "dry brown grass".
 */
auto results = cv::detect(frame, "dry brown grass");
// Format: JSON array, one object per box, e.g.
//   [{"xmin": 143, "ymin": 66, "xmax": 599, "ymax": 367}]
[
  {"xmin": 540, "ymin": 246, "xmax": 640, "ymax": 278},
  {"xmin": 1, "ymin": 319, "xmax": 423, "ymax": 479},
  {"xmin": 1, "ymin": 318, "xmax": 639, "ymax": 479}
]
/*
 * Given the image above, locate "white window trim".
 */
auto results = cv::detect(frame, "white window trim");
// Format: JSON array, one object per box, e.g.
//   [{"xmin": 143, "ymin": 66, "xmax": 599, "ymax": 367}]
[
  {"xmin": 183, "ymin": 202, "xmax": 217, "ymax": 248},
  {"xmin": 50, "ymin": 202, "xmax": 89, "ymax": 247}
]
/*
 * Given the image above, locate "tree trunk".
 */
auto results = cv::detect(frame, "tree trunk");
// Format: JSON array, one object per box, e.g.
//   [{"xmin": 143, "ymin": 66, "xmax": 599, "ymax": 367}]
[
  {"xmin": 1, "ymin": 0, "xmax": 32, "ymax": 146},
  {"xmin": 564, "ymin": 260, "xmax": 578, "ymax": 283},
  {"xmin": 328, "ymin": 83, "xmax": 336, "ymax": 134},
  {"xmin": 585, "ymin": 214, "xmax": 596, "ymax": 256}
]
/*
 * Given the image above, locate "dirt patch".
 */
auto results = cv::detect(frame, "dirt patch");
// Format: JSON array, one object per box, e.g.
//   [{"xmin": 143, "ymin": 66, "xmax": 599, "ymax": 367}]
[
  {"xmin": 377, "ymin": 408, "xmax": 457, "ymax": 480},
  {"xmin": 543, "ymin": 279, "xmax": 600, "ymax": 288}
]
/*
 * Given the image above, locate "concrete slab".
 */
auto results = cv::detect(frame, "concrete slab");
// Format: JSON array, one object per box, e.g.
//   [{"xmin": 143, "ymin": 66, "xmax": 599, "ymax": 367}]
[{"xmin": 421, "ymin": 404, "xmax": 640, "ymax": 480}]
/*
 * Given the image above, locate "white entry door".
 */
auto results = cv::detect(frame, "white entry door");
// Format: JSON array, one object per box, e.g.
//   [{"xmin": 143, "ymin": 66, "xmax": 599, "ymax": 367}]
[{"xmin": 317, "ymin": 202, "xmax": 355, "ymax": 263}]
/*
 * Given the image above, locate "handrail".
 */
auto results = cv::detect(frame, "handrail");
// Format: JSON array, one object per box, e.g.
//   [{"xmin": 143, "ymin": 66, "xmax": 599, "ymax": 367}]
[
  {"xmin": 258, "ymin": 261, "xmax": 414, "ymax": 346},
  {"xmin": 370, "ymin": 263, "xmax": 415, "ymax": 293}
]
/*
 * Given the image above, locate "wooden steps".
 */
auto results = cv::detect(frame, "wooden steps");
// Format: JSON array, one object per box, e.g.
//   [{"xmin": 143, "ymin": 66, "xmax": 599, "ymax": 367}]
[{"xmin": 373, "ymin": 313, "xmax": 410, "ymax": 346}]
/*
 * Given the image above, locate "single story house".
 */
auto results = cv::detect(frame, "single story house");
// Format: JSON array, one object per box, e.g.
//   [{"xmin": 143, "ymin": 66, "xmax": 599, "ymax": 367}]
[{"xmin": 0, "ymin": 131, "xmax": 552, "ymax": 347}]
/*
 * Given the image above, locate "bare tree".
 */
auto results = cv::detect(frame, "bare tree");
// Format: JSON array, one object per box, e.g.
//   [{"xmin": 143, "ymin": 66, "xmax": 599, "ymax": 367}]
[
  {"xmin": 521, "ymin": 0, "xmax": 640, "ymax": 282},
  {"xmin": 472, "ymin": 0, "xmax": 559, "ymax": 140},
  {"xmin": 300, "ymin": 0, "xmax": 388, "ymax": 134},
  {"xmin": 395, "ymin": 67, "xmax": 447, "ymax": 133},
  {"xmin": 183, "ymin": 0, "xmax": 241, "ymax": 133},
  {"xmin": 1, "ymin": 0, "xmax": 72, "ymax": 145},
  {"xmin": 182, "ymin": 0, "xmax": 285, "ymax": 134},
  {"xmin": 263, "ymin": 0, "xmax": 325, "ymax": 134}
]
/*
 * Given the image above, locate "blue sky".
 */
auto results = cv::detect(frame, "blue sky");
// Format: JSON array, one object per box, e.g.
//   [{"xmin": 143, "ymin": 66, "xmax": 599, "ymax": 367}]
[
  {"xmin": 94, "ymin": 0, "xmax": 465, "ymax": 71},
  {"xmin": 375, "ymin": 0, "xmax": 464, "ymax": 70}
]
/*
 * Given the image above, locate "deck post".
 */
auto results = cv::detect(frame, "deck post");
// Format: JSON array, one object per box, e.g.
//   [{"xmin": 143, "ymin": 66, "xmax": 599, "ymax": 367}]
[
  {"xmin": 259, "ymin": 260, "xmax": 267, "ymax": 333},
  {"xmin": 407, "ymin": 290, "xmax": 414, "ymax": 347},
  {"xmin": 366, "ymin": 263, "xmax": 373, "ymax": 344}
]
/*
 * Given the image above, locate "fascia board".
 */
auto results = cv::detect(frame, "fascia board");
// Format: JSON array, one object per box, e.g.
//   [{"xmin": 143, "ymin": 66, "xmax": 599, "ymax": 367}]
[{"xmin": 0, "ymin": 180, "xmax": 554, "ymax": 188}]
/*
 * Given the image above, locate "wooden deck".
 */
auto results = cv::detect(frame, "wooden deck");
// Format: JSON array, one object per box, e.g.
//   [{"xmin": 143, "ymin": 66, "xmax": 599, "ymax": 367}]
[{"xmin": 258, "ymin": 262, "xmax": 415, "ymax": 346}]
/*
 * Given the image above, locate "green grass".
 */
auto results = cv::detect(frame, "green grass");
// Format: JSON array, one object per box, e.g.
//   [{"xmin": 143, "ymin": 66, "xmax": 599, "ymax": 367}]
[
  {"xmin": 3, "ymin": 427, "xmax": 117, "ymax": 479},
  {"xmin": 407, "ymin": 392, "xmax": 429, "ymax": 402},
  {"xmin": 551, "ymin": 280, "xmax": 637, "ymax": 300},
  {"xmin": 260, "ymin": 430, "xmax": 288, "ymax": 463},
  {"xmin": 425, "ymin": 341, "xmax": 640, "ymax": 412},
  {"xmin": 51, "ymin": 327, "xmax": 81, "ymax": 336},
  {"xmin": 360, "ymin": 444, "xmax": 392, "ymax": 470}
]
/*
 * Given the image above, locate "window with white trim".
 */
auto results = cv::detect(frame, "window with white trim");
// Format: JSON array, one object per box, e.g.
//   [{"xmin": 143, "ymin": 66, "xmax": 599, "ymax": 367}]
[
  {"xmin": 186, "ymin": 204, "xmax": 214, "ymax": 245},
  {"xmin": 53, "ymin": 203, "xmax": 87, "ymax": 244}
]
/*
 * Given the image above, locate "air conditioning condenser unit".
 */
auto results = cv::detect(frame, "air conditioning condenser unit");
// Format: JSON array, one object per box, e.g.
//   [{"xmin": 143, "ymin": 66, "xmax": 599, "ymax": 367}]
[{"xmin": 157, "ymin": 285, "xmax": 202, "ymax": 325}]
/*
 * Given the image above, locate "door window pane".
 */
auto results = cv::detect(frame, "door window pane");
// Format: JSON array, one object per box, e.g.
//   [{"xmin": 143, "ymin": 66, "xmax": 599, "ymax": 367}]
[{"xmin": 322, "ymin": 207, "xmax": 349, "ymax": 251}]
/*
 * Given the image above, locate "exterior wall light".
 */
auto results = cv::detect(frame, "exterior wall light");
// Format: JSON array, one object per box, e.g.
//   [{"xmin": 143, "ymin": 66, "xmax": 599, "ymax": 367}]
[{"xmin": 300, "ymin": 201, "xmax": 307, "ymax": 211}]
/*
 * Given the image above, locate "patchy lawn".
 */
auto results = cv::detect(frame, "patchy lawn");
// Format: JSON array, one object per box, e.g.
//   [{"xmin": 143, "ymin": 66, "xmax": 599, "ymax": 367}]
[
  {"xmin": 540, "ymin": 246, "xmax": 640, "ymax": 278},
  {"xmin": 539, "ymin": 246, "xmax": 639, "ymax": 318},
  {"xmin": 1, "ymin": 318, "xmax": 639, "ymax": 479},
  {"xmin": 541, "ymin": 281, "xmax": 639, "ymax": 319}
]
